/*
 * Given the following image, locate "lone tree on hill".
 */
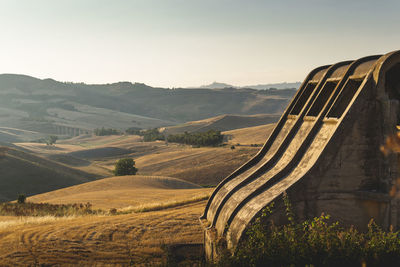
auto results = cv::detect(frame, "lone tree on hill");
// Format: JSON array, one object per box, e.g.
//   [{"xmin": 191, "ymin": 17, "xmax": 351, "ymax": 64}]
[
  {"xmin": 113, "ymin": 158, "xmax": 138, "ymax": 176},
  {"xmin": 46, "ymin": 135, "xmax": 58, "ymax": 145}
]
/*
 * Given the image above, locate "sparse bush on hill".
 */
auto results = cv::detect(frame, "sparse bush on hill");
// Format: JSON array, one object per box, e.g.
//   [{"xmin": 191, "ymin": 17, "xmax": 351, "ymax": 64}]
[
  {"xmin": 218, "ymin": 194, "xmax": 400, "ymax": 267},
  {"xmin": 17, "ymin": 194, "xmax": 26, "ymax": 204},
  {"xmin": 46, "ymin": 135, "xmax": 58, "ymax": 145},
  {"xmin": 114, "ymin": 158, "xmax": 138, "ymax": 176}
]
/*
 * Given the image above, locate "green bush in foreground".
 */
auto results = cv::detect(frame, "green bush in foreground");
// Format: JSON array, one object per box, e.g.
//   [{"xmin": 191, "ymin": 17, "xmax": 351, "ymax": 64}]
[{"xmin": 218, "ymin": 194, "xmax": 400, "ymax": 267}]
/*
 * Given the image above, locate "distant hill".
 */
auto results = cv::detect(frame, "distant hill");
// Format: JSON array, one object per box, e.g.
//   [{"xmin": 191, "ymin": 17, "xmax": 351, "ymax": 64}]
[
  {"xmin": 0, "ymin": 145, "xmax": 102, "ymax": 201},
  {"xmin": 0, "ymin": 74, "xmax": 295, "ymax": 142},
  {"xmin": 198, "ymin": 81, "xmax": 301, "ymax": 90},
  {"xmin": 162, "ymin": 113, "xmax": 280, "ymax": 135},
  {"xmin": 200, "ymin": 82, "xmax": 234, "ymax": 89}
]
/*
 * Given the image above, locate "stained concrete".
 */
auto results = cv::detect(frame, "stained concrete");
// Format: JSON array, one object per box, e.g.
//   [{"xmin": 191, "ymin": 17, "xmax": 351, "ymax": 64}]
[{"xmin": 201, "ymin": 50, "xmax": 400, "ymax": 261}]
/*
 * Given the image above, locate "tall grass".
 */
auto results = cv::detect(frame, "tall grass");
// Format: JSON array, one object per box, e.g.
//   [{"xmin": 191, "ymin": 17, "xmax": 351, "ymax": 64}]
[
  {"xmin": 0, "ymin": 202, "xmax": 104, "ymax": 217},
  {"xmin": 119, "ymin": 194, "xmax": 210, "ymax": 214}
]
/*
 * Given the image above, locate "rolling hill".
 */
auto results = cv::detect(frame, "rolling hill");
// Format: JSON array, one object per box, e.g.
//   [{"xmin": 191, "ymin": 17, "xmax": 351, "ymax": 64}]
[
  {"xmin": 0, "ymin": 120, "xmax": 277, "ymax": 265},
  {"xmin": 223, "ymin": 123, "xmax": 276, "ymax": 145},
  {"xmin": 27, "ymin": 175, "xmax": 211, "ymax": 209},
  {"xmin": 0, "ymin": 201, "xmax": 207, "ymax": 265},
  {"xmin": 0, "ymin": 74, "xmax": 295, "ymax": 142},
  {"xmin": 162, "ymin": 113, "xmax": 279, "ymax": 134},
  {"xmin": 0, "ymin": 146, "xmax": 105, "ymax": 201}
]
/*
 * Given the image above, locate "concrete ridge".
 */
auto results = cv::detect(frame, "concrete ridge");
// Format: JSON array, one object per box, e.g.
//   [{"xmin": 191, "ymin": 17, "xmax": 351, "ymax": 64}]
[{"xmin": 202, "ymin": 50, "xmax": 400, "ymax": 261}]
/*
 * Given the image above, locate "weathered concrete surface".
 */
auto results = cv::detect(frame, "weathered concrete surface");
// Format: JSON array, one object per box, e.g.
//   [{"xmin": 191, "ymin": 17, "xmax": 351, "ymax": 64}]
[{"xmin": 201, "ymin": 50, "xmax": 400, "ymax": 261}]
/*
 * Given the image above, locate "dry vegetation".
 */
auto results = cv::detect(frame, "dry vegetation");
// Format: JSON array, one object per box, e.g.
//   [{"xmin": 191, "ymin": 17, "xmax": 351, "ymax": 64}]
[
  {"xmin": 0, "ymin": 175, "xmax": 211, "ymax": 265},
  {"xmin": 0, "ymin": 201, "xmax": 206, "ymax": 266},
  {"xmin": 0, "ymin": 120, "xmax": 275, "ymax": 265},
  {"xmin": 28, "ymin": 175, "xmax": 212, "ymax": 210},
  {"xmin": 162, "ymin": 114, "xmax": 279, "ymax": 135},
  {"xmin": 223, "ymin": 123, "xmax": 276, "ymax": 146},
  {"xmin": 15, "ymin": 130, "xmax": 263, "ymax": 187}
]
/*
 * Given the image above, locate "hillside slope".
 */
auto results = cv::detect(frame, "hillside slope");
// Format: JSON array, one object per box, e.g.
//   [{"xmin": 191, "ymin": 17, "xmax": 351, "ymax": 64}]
[
  {"xmin": 223, "ymin": 123, "xmax": 276, "ymax": 145},
  {"xmin": 28, "ymin": 175, "xmax": 211, "ymax": 209},
  {"xmin": 162, "ymin": 113, "xmax": 279, "ymax": 134},
  {"xmin": 0, "ymin": 146, "xmax": 103, "ymax": 201},
  {"xmin": 0, "ymin": 201, "xmax": 206, "ymax": 265}
]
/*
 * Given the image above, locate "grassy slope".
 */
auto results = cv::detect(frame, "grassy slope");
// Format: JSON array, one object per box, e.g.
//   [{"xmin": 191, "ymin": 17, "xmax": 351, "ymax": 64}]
[
  {"xmin": 57, "ymin": 135, "xmax": 259, "ymax": 186},
  {"xmin": 0, "ymin": 122, "xmax": 279, "ymax": 265},
  {"xmin": 163, "ymin": 113, "xmax": 279, "ymax": 134},
  {"xmin": 28, "ymin": 175, "xmax": 212, "ymax": 209},
  {"xmin": 135, "ymin": 146, "xmax": 258, "ymax": 186},
  {"xmin": 223, "ymin": 123, "xmax": 276, "ymax": 145},
  {"xmin": 0, "ymin": 147, "xmax": 104, "ymax": 201},
  {"xmin": 0, "ymin": 201, "xmax": 206, "ymax": 266}
]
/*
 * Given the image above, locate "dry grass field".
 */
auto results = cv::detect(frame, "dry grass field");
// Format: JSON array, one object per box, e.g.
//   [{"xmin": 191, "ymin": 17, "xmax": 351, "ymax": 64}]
[
  {"xmin": 27, "ymin": 175, "xmax": 212, "ymax": 210},
  {"xmin": 135, "ymin": 146, "xmax": 258, "ymax": 186},
  {"xmin": 15, "ymin": 135, "xmax": 260, "ymax": 187},
  {"xmin": 0, "ymin": 174, "xmax": 211, "ymax": 265},
  {"xmin": 162, "ymin": 113, "xmax": 279, "ymax": 135},
  {"xmin": 223, "ymin": 123, "xmax": 276, "ymax": 146},
  {"xmin": 0, "ymin": 201, "xmax": 206, "ymax": 266},
  {"xmin": 0, "ymin": 120, "xmax": 279, "ymax": 265}
]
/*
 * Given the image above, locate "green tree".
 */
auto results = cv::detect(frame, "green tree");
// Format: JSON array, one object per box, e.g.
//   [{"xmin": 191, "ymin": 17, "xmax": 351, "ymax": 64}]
[
  {"xmin": 46, "ymin": 135, "xmax": 58, "ymax": 145},
  {"xmin": 113, "ymin": 158, "xmax": 138, "ymax": 176}
]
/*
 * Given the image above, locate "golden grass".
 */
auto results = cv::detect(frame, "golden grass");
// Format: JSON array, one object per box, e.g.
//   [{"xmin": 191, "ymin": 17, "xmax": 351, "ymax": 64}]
[
  {"xmin": 223, "ymin": 123, "xmax": 276, "ymax": 145},
  {"xmin": 121, "ymin": 193, "xmax": 210, "ymax": 213},
  {"xmin": 14, "ymin": 142, "xmax": 86, "ymax": 154},
  {"xmin": 59, "ymin": 134, "xmax": 142, "ymax": 148},
  {"xmin": 135, "ymin": 146, "xmax": 258, "ymax": 185},
  {"xmin": 28, "ymin": 175, "xmax": 212, "ymax": 210},
  {"xmin": 163, "ymin": 114, "xmax": 278, "ymax": 135},
  {"xmin": 0, "ymin": 201, "xmax": 206, "ymax": 266},
  {"xmin": 0, "ymin": 216, "xmax": 77, "ymax": 229}
]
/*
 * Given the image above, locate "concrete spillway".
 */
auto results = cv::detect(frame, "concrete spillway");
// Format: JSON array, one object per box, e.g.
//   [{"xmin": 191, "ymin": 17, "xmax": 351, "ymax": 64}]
[{"xmin": 201, "ymin": 50, "xmax": 400, "ymax": 261}]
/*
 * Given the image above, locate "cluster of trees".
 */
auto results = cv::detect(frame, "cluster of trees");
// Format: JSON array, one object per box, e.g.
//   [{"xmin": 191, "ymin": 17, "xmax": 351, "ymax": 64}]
[
  {"xmin": 141, "ymin": 128, "xmax": 165, "ymax": 142},
  {"xmin": 166, "ymin": 130, "xmax": 224, "ymax": 147},
  {"xmin": 125, "ymin": 127, "xmax": 142, "ymax": 135},
  {"xmin": 126, "ymin": 127, "xmax": 165, "ymax": 141},
  {"xmin": 93, "ymin": 127, "xmax": 224, "ymax": 147},
  {"xmin": 93, "ymin": 127, "xmax": 120, "ymax": 136}
]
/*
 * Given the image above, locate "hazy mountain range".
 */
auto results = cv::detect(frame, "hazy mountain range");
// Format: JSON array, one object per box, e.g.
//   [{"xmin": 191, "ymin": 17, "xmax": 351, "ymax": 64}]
[{"xmin": 198, "ymin": 81, "xmax": 301, "ymax": 90}]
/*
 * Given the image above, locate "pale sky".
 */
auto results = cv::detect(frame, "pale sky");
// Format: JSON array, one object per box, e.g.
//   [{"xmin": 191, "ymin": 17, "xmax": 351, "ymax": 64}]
[{"xmin": 0, "ymin": 0, "xmax": 399, "ymax": 88}]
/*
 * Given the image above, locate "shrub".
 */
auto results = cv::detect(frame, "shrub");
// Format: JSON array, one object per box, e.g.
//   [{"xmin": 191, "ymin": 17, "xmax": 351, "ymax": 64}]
[
  {"xmin": 17, "ymin": 194, "xmax": 26, "ymax": 204},
  {"xmin": 218, "ymin": 194, "xmax": 400, "ymax": 267},
  {"xmin": 114, "ymin": 158, "xmax": 138, "ymax": 176},
  {"xmin": 46, "ymin": 135, "xmax": 58, "ymax": 145}
]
